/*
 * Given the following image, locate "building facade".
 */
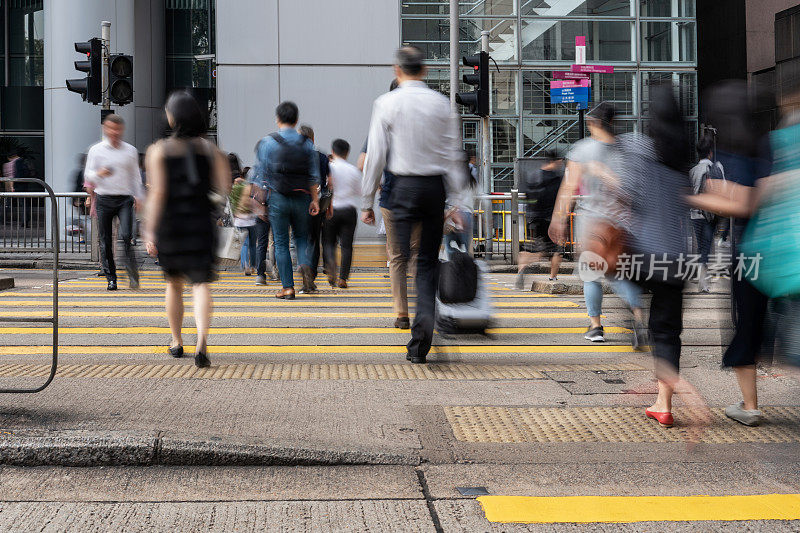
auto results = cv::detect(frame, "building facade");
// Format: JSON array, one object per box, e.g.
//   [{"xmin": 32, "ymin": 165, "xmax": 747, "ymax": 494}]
[{"xmin": 3, "ymin": 0, "xmax": 698, "ymax": 198}]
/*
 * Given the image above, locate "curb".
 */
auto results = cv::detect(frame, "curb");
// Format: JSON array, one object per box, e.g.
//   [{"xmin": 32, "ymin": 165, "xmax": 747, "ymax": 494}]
[{"xmin": 0, "ymin": 431, "xmax": 420, "ymax": 467}]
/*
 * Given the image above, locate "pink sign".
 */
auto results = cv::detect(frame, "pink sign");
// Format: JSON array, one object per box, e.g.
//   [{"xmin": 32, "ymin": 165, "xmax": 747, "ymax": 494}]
[
  {"xmin": 571, "ymin": 64, "xmax": 615, "ymax": 74},
  {"xmin": 575, "ymin": 36, "xmax": 586, "ymax": 47},
  {"xmin": 552, "ymin": 71, "xmax": 590, "ymax": 80},
  {"xmin": 550, "ymin": 79, "xmax": 591, "ymax": 89}
]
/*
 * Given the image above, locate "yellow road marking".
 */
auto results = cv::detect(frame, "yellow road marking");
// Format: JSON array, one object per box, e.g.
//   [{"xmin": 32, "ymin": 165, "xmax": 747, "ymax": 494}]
[
  {"xmin": 0, "ymin": 345, "xmax": 637, "ymax": 355},
  {"xmin": 0, "ymin": 326, "xmax": 630, "ymax": 335},
  {"xmin": 477, "ymin": 494, "xmax": 800, "ymax": 523},
  {"xmin": 0, "ymin": 311, "xmax": 595, "ymax": 319},
  {"xmin": 0, "ymin": 300, "xmax": 580, "ymax": 308},
  {"xmin": 0, "ymin": 291, "xmax": 559, "ymax": 299}
]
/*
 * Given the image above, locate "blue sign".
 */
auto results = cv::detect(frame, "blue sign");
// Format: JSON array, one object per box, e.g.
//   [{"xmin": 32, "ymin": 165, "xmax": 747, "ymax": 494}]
[{"xmin": 550, "ymin": 87, "xmax": 591, "ymax": 105}]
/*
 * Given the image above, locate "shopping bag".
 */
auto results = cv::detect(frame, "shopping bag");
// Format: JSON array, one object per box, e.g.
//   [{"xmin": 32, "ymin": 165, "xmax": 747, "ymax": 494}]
[{"xmin": 215, "ymin": 226, "xmax": 247, "ymax": 264}]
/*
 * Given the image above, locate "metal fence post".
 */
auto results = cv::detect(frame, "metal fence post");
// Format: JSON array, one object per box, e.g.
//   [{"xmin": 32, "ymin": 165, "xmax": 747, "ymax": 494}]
[{"xmin": 510, "ymin": 189, "xmax": 519, "ymax": 266}]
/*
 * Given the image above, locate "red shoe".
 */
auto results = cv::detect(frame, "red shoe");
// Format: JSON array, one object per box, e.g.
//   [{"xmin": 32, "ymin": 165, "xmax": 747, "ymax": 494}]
[{"xmin": 645, "ymin": 409, "xmax": 674, "ymax": 428}]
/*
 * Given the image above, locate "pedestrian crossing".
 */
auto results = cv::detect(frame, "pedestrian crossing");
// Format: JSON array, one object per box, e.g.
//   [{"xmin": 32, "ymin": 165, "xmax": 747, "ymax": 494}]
[{"xmin": 0, "ymin": 270, "xmax": 638, "ymax": 363}]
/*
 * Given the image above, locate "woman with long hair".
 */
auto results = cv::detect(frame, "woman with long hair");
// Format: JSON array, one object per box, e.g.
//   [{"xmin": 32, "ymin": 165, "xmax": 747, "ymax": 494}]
[{"xmin": 143, "ymin": 91, "xmax": 230, "ymax": 368}]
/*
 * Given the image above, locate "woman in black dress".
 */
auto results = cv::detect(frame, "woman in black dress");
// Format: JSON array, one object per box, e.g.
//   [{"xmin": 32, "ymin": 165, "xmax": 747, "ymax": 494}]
[{"xmin": 143, "ymin": 91, "xmax": 230, "ymax": 368}]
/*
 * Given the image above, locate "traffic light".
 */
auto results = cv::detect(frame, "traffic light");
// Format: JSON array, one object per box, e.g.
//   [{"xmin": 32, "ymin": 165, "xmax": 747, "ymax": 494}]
[
  {"xmin": 109, "ymin": 54, "xmax": 133, "ymax": 105},
  {"xmin": 456, "ymin": 51, "xmax": 489, "ymax": 117},
  {"xmin": 66, "ymin": 38, "xmax": 102, "ymax": 104}
]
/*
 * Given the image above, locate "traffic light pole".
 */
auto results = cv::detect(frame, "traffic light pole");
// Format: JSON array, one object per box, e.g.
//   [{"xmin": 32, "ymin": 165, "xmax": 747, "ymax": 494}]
[
  {"xmin": 480, "ymin": 30, "xmax": 493, "ymax": 261},
  {"xmin": 449, "ymin": 0, "xmax": 458, "ymax": 113},
  {"xmin": 101, "ymin": 21, "xmax": 111, "ymax": 114}
]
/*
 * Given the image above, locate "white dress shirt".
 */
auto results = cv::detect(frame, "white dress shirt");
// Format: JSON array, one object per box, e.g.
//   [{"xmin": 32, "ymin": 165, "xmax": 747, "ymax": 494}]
[
  {"xmin": 330, "ymin": 158, "xmax": 362, "ymax": 210},
  {"xmin": 84, "ymin": 138, "xmax": 144, "ymax": 199},
  {"xmin": 362, "ymin": 80, "xmax": 468, "ymax": 210}
]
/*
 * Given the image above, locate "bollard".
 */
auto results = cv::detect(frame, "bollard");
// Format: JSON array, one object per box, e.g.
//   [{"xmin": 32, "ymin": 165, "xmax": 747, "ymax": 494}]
[{"xmin": 510, "ymin": 189, "xmax": 519, "ymax": 266}]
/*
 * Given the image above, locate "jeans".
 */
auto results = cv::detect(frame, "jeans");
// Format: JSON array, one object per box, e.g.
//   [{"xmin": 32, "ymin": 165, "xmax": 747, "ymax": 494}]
[
  {"xmin": 322, "ymin": 206, "xmax": 358, "ymax": 281},
  {"xmin": 391, "ymin": 175, "xmax": 446, "ymax": 359},
  {"xmin": 239, "ymin": 225, "xmax": 258, "ymax": 269},
  {"xmin": 269, "ymin": 191, "xmax": 311, "ymax": 289},
  {"xmin": 308, "ymin": 194, "xmax": 331, "ymax": 280},
  {"xmin": 692, "ymin": 218, "xmax": 715, "ymax": 264},
  {"xmin": 254, "ymin": 218, "xmax": 271, "ymax": 278},
  {"xmin": 444, "ymin": 209, "xmax": 473, "ymax": 259},
  {"xmin": 584, "ymin": 277, "xmax": 642, "ymax": 318},
  {"xmin": 96, "ymin": 194, "xmax": 138, "ymax": 283}
]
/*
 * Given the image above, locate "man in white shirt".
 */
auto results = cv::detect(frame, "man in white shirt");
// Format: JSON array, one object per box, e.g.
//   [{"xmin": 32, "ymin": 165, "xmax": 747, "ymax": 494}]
[
  {"xmin": 323, "ymin": 139, "xmax": 362, "ymax": 288},
  {"xmin": 84, "ymin": 114, "xmax": 144, "ymax": 290},
  {"xmin": 361, "ymin": 45, "xmax": 467, "ymax": 364}
]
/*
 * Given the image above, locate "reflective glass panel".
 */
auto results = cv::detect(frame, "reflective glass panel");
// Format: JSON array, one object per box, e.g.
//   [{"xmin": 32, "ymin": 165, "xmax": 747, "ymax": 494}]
[
  {"xmin": 403, "ymin": 18, "xmax": 518, "ymax": 62},
  {"xmin": 402, "ymin": 0, "xmax": 515, "ymax": 15},
  {"xmin": 521, "ymin": 20, "xmax": 632, "ymax": 62},
  {"xmin": 521, "ymin": 0, "xmax": 631, "ymax": 17}
]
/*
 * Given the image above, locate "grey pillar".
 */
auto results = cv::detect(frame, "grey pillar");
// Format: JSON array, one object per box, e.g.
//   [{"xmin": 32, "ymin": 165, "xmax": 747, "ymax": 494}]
[{"xmin": 44, "ymin": 0, "xmax": 135, "ymax": 193}]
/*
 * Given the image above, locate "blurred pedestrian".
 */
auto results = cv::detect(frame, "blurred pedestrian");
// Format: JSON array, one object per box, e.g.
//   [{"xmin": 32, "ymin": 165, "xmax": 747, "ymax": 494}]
[
  {"xmin": 614, "ymin": 84, "xmax": 693, "ymax": 428},
  {"xmin": 549, "ymin": 102, "xmax": 645, "ymax": 347},
  {"xmin": 358, "ymin": 79, "xmax": 420, "ymax": 330},
  {"xmin": 254, "ymin": 101, "xmax": 320, "ymax": 299},
  {"xmin": 361, "ymin": 46, "xmax": 467, "ymax": 364},
  {"xmin": 230, "ymin": 176, "xmax": 258, "ymax": 276},
  {"xmin": 516, "ymin": 151, "xmax": 564, "ymax": 288},
  {"xmin": 249, "ymin": 141, "xmax": 274, "ymax": 285},
  {"xmin": 299, "ymin": 124, "xmax": 331, "ymax": 291},
  {"xmin": 323, "ymin": 139, "xmax": 361, "ymax": 288},
  {"xmin": 143, "ymin": 91, "xmax": 230, "ymax": 368},
  {"xmin": 228, "ymin": 152, "xmax": 242, "ymax": 183},
  {"xmin": 689, "ymin": 132, "xmax": 724, "ymax": 292},
  {"xmin": 84, "ymin": 114, "xmax": 144, "ymax": 291}
]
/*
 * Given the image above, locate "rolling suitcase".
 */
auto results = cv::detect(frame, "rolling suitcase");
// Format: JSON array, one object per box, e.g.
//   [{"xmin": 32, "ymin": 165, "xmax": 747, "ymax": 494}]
[{"xmin": 436, "ymin": 259, "xmax": 494, "ymax": 335}]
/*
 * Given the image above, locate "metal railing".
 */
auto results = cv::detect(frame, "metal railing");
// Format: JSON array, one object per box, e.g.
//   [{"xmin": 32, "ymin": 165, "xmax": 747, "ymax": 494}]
[
  {"xmin": 473, "ymin": 191, "xmax": 580, "ymax": 264},
  {"xmin": 1, "ymin": 191, "xmax": 95, "ymax": 259},
  {"xmin": 0, "ymin": 178, "xmax": 59, "ymax": 393}
]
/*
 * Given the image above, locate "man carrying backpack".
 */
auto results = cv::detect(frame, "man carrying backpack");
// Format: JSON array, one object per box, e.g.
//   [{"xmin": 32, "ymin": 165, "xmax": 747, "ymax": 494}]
[
  {"xmin": 689, "ymin": 132, "xmax": 724, "ymax": 293},
  {"xmin": 254, "ymin": 101, "xmax": 320, "ymax": 299}
]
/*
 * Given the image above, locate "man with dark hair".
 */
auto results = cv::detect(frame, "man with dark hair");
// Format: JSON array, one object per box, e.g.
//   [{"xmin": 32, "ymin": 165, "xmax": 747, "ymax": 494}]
[
  {"xmin": 298, "ymin": 124, "xmax": 331, "ymax": 291},
  {"xmin": 253, "ymin": 101, "xmax": 320, "ymax": 299},
  {"xmin": 516, "ymin": 150, "xmax": 565, "ymax": 289},
  {"xmin": 689, "ymin": 131, "xmax": 724, "ymax": 292},
  {"xmin": 84, "ymin": 114, "xmax": 143, "ymax": 291},
  {"xmin": 323, "ymin": 139, "xmax": 361, "ymax": 288},
  {"xmin": 361, "ymin": 46, "xmax": 468, "ymax": 364}
]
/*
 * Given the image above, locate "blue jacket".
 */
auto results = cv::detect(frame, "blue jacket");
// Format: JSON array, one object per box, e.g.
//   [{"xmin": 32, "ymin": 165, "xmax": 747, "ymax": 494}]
[{"xmin": 252, "ymin": 127, "xmax": 320, "ymax": 191}]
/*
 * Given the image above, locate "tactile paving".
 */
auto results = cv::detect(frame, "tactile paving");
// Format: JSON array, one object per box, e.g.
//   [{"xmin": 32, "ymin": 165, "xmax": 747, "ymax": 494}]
[
  {"xmin": 0, "ymin": 362, "xmax": 643, "ymax": 381},
  {"xmin": 445, "ymin": 405, "xmax": 800, "ymax": 444}
]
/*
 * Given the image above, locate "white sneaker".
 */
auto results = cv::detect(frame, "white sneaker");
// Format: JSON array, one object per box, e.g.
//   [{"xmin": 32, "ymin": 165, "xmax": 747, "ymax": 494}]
[{"xmin": 725, "ymin": 402, "xmax": 763, "ymax": 426}]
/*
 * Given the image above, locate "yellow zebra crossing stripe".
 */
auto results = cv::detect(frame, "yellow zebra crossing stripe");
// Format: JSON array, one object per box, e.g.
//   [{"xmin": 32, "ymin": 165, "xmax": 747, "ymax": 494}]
[{"xmin": 0, "ymin": 326, "xmax": 630, "ymax": 335}]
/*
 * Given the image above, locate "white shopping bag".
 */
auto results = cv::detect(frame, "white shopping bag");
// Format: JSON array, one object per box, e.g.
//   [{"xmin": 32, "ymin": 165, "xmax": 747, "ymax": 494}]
[{"xmin": 215, "ymin": 226, "xmax": 247, "ymax": 262}]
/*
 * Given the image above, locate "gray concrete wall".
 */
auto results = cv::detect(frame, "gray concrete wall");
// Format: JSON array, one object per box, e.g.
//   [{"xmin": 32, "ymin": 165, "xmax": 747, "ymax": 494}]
[
  {"xmin": 215, "ymin": 0, "xmax": 398, "ymax": 167},
  {"xmin": 746, "ymin": 0, "xmax": 797, "ymax": 73}
]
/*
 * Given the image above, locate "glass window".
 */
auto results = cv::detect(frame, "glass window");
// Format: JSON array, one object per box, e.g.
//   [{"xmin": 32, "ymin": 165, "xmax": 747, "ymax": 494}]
[
  {"xmin": 522, "ymin": 118, "xmax": 583, "ymax": 158},
  {"xmin": 402, "ymin": 0, "xmax": 515, "ymax": 16},
  {"xmin": 7, "ymin": 1, "xmax": 44, "ymax": 87},
  {"xmin": 640, "ymin": 0, "xmax": 694, "ymax": 17},
  {"xmin": 641, "ymin": 21, "xmax": 695, "ymax": 62},
  {"xmin": 491, "ymin": 118, "xmax": 518, "ymax": 163},
  {"xmin": 166, "ymin": 0, "xmax": 217, "ymax": 131},
  {"xmin": 492, "ymin": 165, "xmax": 515, "ymax": 191},
  {"xmin": 593, "ymin": 71, "xmax": 635, "ymax": 115},
  {"xmin": 492, "ymin": 70, "xmax": 517, "ymax": 114},
  {"xmin": 521, "ymin": 0, "xmax": 632, "ymax": 17},
  {"xmin": 403, "ymin": 17, "xmax": 518, "ymax": 62},
  {"xmin": 776, "ymin": 14, "xmax": 793, "ymax": 63},
  {"xmin": 641, "ymin": 72, "xmax": 696, "ymax": 117},
  {"xmin": 521, "ymin": 20, "xmax": 633, "ymax": 62}
]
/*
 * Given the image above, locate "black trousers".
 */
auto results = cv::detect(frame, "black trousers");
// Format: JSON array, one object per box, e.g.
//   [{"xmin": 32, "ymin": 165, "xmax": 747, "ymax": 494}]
[
  {"xmin": 308, "ymin": 194, "xmax": 332, "ymax": 280},
  {"xmin": 322, "ymin": 206, "xmax": 358, "ymax": 281},
  {"xmin": 639, "ymin": 279, "xmax": 684, "ymax": 378},
  {"xmin": 255, "ymin": 217, "xmax": 271, "ymax": 278},
  {"xmin": 96, "ymin": 194, "xmax": 138, "ymax": 283},
  {"xmin": 390, "ymin": 175, "xmax": 445, "ymax": 359}
]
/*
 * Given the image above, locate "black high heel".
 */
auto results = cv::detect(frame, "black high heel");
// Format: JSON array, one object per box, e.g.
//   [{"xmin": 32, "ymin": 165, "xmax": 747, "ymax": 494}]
[
  {"xmin": 194, "ymin": 351, "xmax": 211, "ymax": 368},
  {"xmin": 168, "ymin": 345, "xmax": 184, "ymax": 358}
]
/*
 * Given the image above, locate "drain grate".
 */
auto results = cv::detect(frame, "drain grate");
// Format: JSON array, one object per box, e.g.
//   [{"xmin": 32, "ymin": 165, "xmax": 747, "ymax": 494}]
[{"xmin": 445, "ymin": 406, "xmax": 800, "ymax": 444}]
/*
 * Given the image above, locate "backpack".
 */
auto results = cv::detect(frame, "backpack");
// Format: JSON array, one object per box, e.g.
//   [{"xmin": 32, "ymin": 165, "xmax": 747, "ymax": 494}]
[
  {"xmin": 266, "ymin": 133, "xmax": 312, "ymax": 196},
  {"xmin": 695, "ymin": 162, "xmax": 724, "ymax": 224},
  {"xmin": 438, "ymin": 244, "xmax": 479, "ymax": 304}
]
